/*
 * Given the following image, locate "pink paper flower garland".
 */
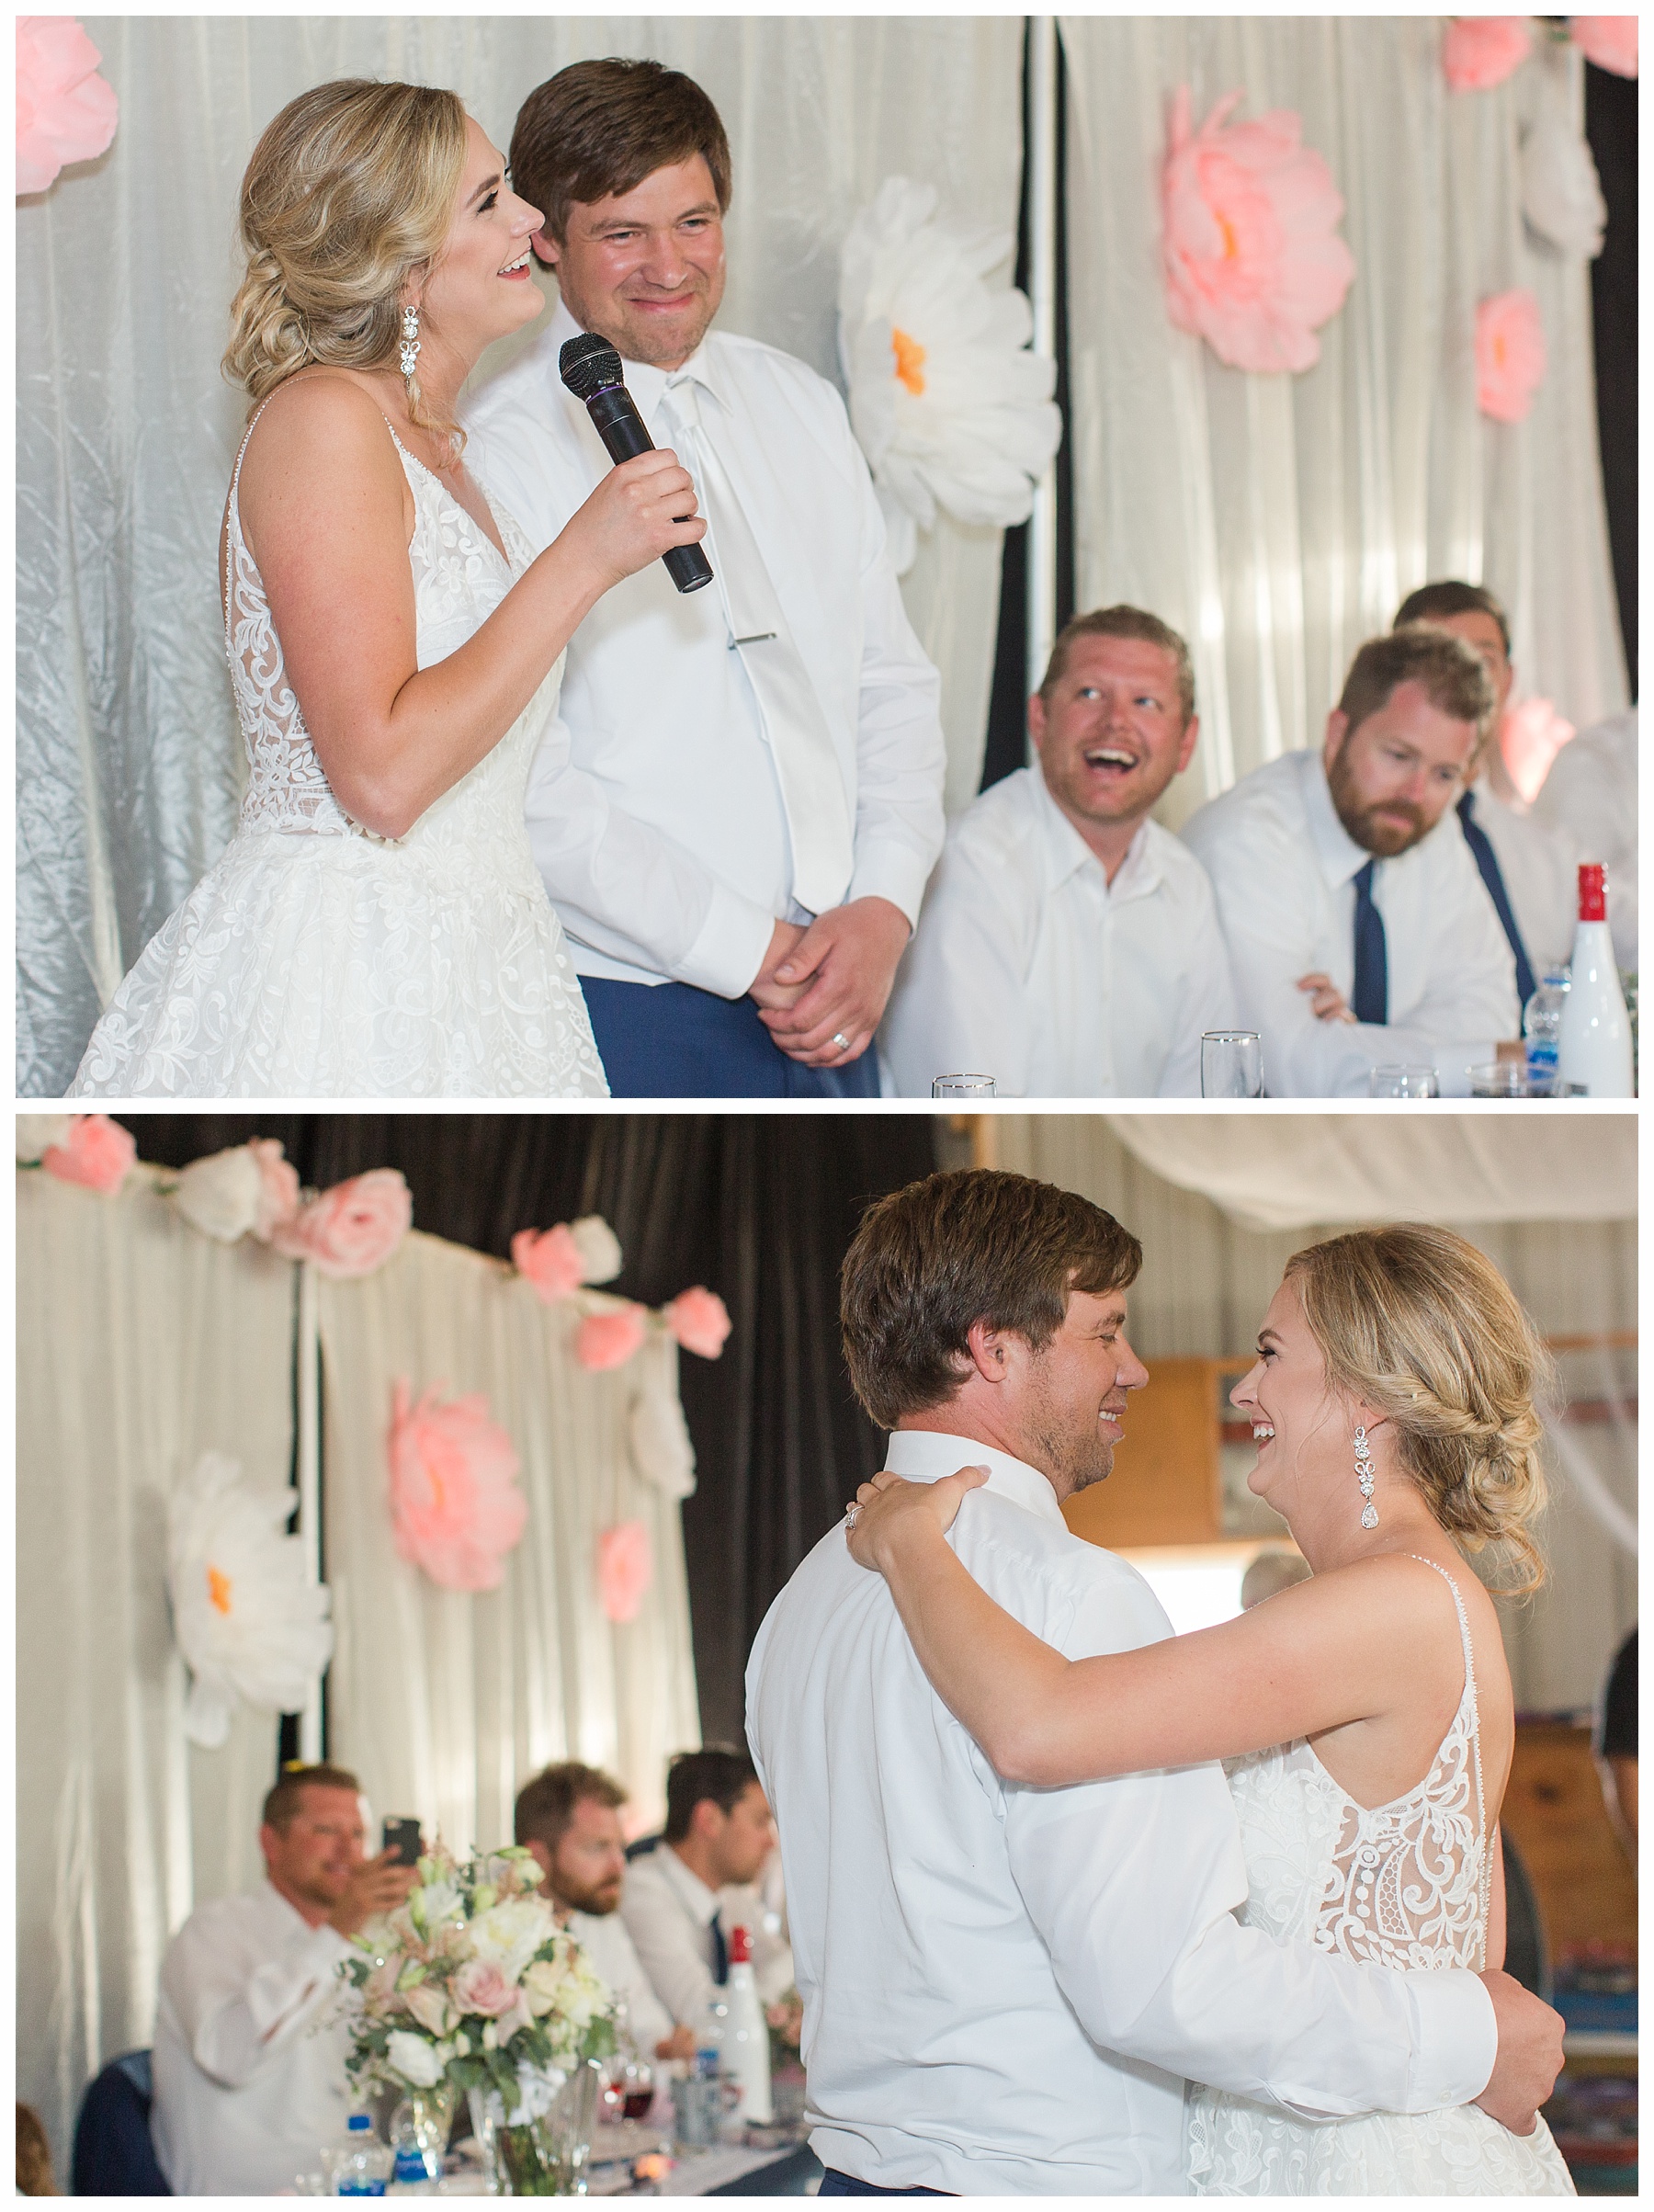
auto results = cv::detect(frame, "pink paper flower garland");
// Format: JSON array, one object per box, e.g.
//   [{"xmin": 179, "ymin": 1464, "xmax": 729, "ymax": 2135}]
[
  {"xmin": 1443, "ymin": 17, "xmax": 1534, "ymax": 93},
  {"xmin": 1476, "ymin": 289, "xmax": 1547, "ymax": 422},
  {"xmin": 597, "ymin": 1521, "xmax": 653, "ymax": 1623},
  {"xmin": 40, "ymin": 1113, "xmax": 136, "ymax": 1194},
  {"xmin": 17, "ymin": 17, "xmax": 119, "ymax": 195},
  {"xmin": 1570, "ymin": 17, "xmax": 1637, "ymax": 77},
  {"xmin": 387, "ymin": 1380, "xmax": 528, "ymax": 1594}
]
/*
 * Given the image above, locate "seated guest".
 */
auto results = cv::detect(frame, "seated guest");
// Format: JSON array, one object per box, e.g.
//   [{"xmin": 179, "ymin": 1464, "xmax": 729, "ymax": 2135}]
[
  {"xmin": 621, "ymin": 1749, "xmax": 793, "ymax": 2032},
  {"xmin": 515, "ymin": 1761, "xmax": 694, "ymax": 2061},
  {"xmin": 1533, "ymin": 708, "xmax": 1637, "ymax": 968},
  {"xmin": 1184, "ymin": 630, "xmax": 1518, "ymax": 1097},
  {"xmin": 881, "ymin": 607, "xmax": 1236, "ymax": 1097},
  {"xmin": 151, "ymin": 1764, "xmax": 416, "ymax": 2195},
  {"xmin": 1394, "ymin": 581, "xmax": 1581, "ymax": 987}
]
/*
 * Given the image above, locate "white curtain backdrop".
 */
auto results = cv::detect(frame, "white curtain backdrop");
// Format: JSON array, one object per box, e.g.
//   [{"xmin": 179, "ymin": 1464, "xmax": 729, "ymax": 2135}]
[
  {"xmin": 17, "ymin": 1167, "xmax": 296, "ymax": 2181},
  {"xmin": 317, "ymin": 1231, "xmax": 701, "ymax": 1858},
  {"xmin": 17, "ymin": 15, "xmax": 1024, "ymax": 1095},
  {"xmin": 992, "ymin": 1114, "xmax": 1637, "ymax": 1714},
  {"xmin": 1061, "ymin": 17, "xmax": 1629, "ymax": 824}
]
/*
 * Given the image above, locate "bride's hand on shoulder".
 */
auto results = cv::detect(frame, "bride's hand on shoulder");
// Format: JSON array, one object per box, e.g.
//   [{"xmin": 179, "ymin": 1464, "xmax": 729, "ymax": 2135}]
[
  {"xmin": 561, "ymin": 448, "xmax": 707, "ymax": 592},
  {"xmin": 846, "ymin": 1466, "xmax": 989, "ymax": 1572}
]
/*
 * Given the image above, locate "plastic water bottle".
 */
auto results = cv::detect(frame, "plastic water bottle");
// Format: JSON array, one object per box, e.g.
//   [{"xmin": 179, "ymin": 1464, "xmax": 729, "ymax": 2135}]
[
  {"xmin": 388, "ymin": 2101, "xmax": 441, "ymax": 2191},
  {"xmin": 1522, "ymin": 970, "xmax": 1569, "ymax": 1088},
  {"xmin": 695, "ymin": 1991, "xmax": 729, "ymax": 2080},
  {"xmin": 329, "ymin": 2114, "xmax": 391, "ymax": 2195},
  {"xmin": 1557, "ymin": 865, "xmax": 1635, "ymax": 1097},
  {"xmin": 722, "ymin": 1924, "xmax": 774, "ymax": 2124}
]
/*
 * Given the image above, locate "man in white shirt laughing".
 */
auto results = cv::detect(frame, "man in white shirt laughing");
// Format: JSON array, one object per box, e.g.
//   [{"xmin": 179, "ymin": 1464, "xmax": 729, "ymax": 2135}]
[
  {"xmin": 881, "ymin": 607, "xmax": 1236, "ymax": 1096},
  {"xmin": 747, "ymin": 1169, "xmax": 1562, "ymax": 2195},
  {"xmin": 1183, "ymin": 629, "xmax": 1518, "ymax": 1096},
  {"xmin": 464, "ymin": 60, "xmax": 945, "ymax": 1097}
]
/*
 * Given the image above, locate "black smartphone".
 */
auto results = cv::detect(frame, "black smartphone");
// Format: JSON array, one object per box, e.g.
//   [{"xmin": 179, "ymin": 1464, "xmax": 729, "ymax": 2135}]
[{"xmin": 382, "ymin": 1816, "xmax": 423, "ymax": 1866}]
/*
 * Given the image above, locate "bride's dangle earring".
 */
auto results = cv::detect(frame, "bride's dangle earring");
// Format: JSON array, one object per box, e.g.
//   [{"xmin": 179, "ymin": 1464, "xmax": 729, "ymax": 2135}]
[
  {"xmin": 400, "ymin": 301, "xmax": 421, "ymax": 386},
  {"xmin": 1354, "ymin": 1425, "xmax": 1377, "ymax": 1529}
]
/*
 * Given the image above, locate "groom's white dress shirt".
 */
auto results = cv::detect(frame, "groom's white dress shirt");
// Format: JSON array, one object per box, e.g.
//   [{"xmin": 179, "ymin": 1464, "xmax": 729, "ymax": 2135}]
[
  {"xmin": 149, "ymin": 1880, "xmax": 353, "ymax": 2195},
  {"xmin": 463, "ymin": 301, "xmax": 946, "ymax": 997},
  {"xmin": 746, "ymin": 1431, "xmax": 1497, "ymax": 2196}
]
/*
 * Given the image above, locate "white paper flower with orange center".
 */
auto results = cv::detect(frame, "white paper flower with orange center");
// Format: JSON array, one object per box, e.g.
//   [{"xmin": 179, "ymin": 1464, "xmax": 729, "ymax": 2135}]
[{"xmin": 838, "ymin": 176, "xmax": 1061, "ymax": 575}]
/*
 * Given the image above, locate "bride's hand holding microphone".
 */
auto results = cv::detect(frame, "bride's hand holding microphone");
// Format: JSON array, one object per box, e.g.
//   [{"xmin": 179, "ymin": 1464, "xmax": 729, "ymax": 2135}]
[
  {"xmin": 845, "ymin": 1467, "xmax": 989, "ymax": 1571},
  {"xmin": 559, "ymin": 447, "xmax": 706, "ymax": 595}
]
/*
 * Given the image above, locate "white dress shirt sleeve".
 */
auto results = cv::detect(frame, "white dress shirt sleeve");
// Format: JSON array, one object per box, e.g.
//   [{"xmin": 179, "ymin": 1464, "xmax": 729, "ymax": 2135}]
[
  {"xmin": 879, "ymin": 831, "xmax": 1037, "ymax": 1097},
  {"xmin": 1001, "ymin": 1571, "xmax": 1497, "ymax": 2119},
  {"xmin": 618, "ymin": 1856, "xmax": 719, "ymax": 2033},
  {"xmin": 160, "ymin": 1909, "xmax": 347, "ymax": 2090}
]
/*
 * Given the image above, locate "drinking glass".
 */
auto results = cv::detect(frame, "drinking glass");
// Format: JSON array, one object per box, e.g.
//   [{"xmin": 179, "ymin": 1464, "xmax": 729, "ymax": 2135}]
[
  {"xmin": 932, "ymin": 1073, "xmax": 995, "ymax": 1098},
  {"xmin": 1200, "ymin": 1031, "xmax": 1263, "ymax": 1098},
  {"xmin": 1467, "ymin": 1062, "xmax": 1558, "ymax": 1099},
  {"xmin": 1366, "ymin": 1064, "xmax": 1439, "ymax": 1099}
]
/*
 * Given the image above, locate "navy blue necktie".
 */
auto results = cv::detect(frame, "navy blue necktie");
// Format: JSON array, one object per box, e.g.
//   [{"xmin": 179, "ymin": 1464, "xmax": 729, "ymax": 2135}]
[
  {"xmin": 1351, "ymin": 859, "xmax": 1388, "ymax": 1026},
  {"xmin": 709, "ymin": 1909, "xmax": 729, "ymax": 1986},
  {"xmin": 1457, "ymin": 790, "xmax": 1536, "ymax": 1009}
]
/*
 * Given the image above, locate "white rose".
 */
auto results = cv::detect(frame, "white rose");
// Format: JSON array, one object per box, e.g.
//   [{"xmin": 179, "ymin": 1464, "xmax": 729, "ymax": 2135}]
[
  {"xmin": 386, "ymin": 2030, "xmax": 443, "ymax": 2088},
  {"xmin": 470, "ymin": 1898, "xmax": 556, "ymax": 1984},
  {"xmin": 16, "ymin": 1116, "xmax": 71, "ymax": 1164},
  {"xmin": 172, "ymin": 1146, "xmax": 263, "ymax": 1242},
  {"xmin": 569, "ymin": 1216, "xmax": 623, "ymax": 1284},
  {"xmin": 629, "ymin": 1385, "xmax": 697, "ymax": 1501}
]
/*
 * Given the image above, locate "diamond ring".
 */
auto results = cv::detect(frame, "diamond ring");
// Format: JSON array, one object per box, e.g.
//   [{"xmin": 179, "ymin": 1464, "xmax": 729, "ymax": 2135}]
[
  {"xmin": 844, "ymin": 1502, "xmax": 861, "ymax": 1530},
  {"xmin": 831, "ymin": 1031, "xmax": 852, "ymax": 1052}
]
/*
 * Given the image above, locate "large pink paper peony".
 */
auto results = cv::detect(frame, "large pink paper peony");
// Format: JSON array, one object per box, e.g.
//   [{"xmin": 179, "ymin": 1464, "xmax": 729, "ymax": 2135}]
[
  {"xmin": 511, "ymin": 1224, "xmax": 585, "ymax": 1304},
  {"xmin": 388, "ymin": 1380, "xmax": 527, "ymax": 1592},
  {"xmin": 1442, "ymin": 17, "xmax": 1534, "ymax": 92},
  {"xmin": 598, "ymin": 1521, "xmax": 653, "ymax": 1624},
  {"xmin": 1161, "ymin": 89, "xmax": 1355, "ymax": 375},
  {"xmin": 41, "ymin": 1113, "xmax": 136, "ymax": 1194},
  {"xmin": 1476, "ymin": 289, "xmax": 1546, "ymax": 422},
  {"xmin": 1501, "ymin": 697, "xmax": 1576, "ymax": 804},
  {"xmin": 1570, "ymin": 17, "xmax": 1637, "ymax": 76},
  {"xmin": 667, "ymin": 1287, "xmax": 732, "ymax": 1360},
  {"xmin": 575, "ymin": 1306, "xmax": 648, "ymax": 1372},
  {"xmin": 17, "ymin": 17, "xmax": 119, "ymax": 195},
  {"xmin": 272, "ymin": 1167, "xmax": 412, "ymax": 1278}
]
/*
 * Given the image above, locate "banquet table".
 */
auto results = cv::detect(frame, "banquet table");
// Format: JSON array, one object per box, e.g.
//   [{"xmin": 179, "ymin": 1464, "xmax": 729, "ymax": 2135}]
[{"xmin": 424, "ymin": 2118, "xmax": 821, "ymax": 2197}]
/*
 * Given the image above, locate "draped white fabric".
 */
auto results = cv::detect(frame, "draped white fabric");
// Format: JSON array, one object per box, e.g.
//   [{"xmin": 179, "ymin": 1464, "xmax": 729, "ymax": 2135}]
[
  {"xmin": 16, "ymin": 1167, "xmax": 295, "ymax": 2180},
  {"xmin": 317, "ymin": 1231, "xmax": 701, "ymax": 1858},
  {"xmin": 991, "ymin": 1114, "xmax": 1637, "ymax": 1713},
  {"xmin": 1061, "ymin": 17, "xmax": 1629, "ymax": 826},
  {"xmin": 17, "ymin": 15, "xmax": 1024, "ymax": 1095}
]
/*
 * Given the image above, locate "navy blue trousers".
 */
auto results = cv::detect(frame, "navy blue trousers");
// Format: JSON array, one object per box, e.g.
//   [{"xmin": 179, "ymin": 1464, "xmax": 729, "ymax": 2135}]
[
  {"xmin": 581, "ymin": 977, "xmax": 879, "ymax": 1100},
  {"xmin": 818, "ymin": 2173, "xmax": 952, "ymax": 2196}
]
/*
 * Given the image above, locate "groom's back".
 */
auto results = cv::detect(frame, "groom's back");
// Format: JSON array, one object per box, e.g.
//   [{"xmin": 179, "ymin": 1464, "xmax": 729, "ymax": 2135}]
[{"xmin": 747, "ymin": 1478, "xmax": 1191, "ymax": 2195}]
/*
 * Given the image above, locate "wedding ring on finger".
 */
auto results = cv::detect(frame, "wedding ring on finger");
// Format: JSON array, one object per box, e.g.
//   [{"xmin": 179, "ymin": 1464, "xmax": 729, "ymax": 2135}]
[
  {"xmin": 844, "ymin": 1502, "xmax": 861, "ymax": 1530},
  {"xmin": 831, "ymin": 1031, "xmax": 852, "ymax": 1052}
]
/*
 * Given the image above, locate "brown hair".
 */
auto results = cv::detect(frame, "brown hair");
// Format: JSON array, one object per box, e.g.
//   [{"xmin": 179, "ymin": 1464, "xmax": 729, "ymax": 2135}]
[
  {"xmin": 1394, "ymin": 579, "xmax": 1512, "ymax": 660},
  {"xmin": 222, "ymin": 79, "xmax": 468, "ymax": 447},
  {"xmin": 17, "ymin": 2104, "xmax": 56, "ymax": 2196},
  {"xmin": 262, "ymin": 1762, "xmax": 363, "ymax": 1832},
  {"xmin": 663, "ymin": 1746, "xmax": 758, "ymax": 1843},
  {"xmin": 1038, "ymin": 605, "xmax": 1195, "ymax": 723},
  {"xmin": 515, "ymin": 1762, "xmax": 628, "ymax": 1852},
  {"xmin": 841, "ymin": 1169, "xmax": 1143, "ymax": 1430},
  {"xmin": 1336, "ymin": 629, "xmax": 1495, "ymax": 743},
  {"xmin": 510, "ymin": 58, "xmax": 732, "ymax": 253},
  {"xmin": 1286, "ymin": 1226, "xmax": 1551, "ymax": 1593}
]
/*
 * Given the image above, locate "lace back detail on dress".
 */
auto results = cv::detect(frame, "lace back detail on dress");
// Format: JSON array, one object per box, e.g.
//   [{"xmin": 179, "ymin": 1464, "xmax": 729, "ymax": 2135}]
[{"xmin": 1315, "ymin": 1558, "xmax": 1490, "ymax": 1974}]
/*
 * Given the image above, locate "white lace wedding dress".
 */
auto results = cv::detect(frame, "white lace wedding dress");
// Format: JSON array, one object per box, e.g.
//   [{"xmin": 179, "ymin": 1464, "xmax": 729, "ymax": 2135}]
[
  {"xmin": 1187, "ymin": 1559, "xmax": 1574, "ymax": 2196},
  {"xmin": 69, "ymin": 409, "xmax": 608, "ymax": 1098}
]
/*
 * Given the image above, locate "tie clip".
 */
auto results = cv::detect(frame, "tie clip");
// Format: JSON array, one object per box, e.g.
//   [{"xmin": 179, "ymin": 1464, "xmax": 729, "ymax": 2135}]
[{"xmin": 731, "ymin": 631, "xmax": 777, "ymax": 647}]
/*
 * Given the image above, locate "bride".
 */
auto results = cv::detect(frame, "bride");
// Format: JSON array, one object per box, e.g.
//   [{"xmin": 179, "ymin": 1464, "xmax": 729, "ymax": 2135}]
[
  {"xmin": 847, "ymin": 1224, "xmax": 1575, "ymax": 2196},
  {"xmin": 70, "ymin": 80, "xmax": 704, "ymax": 1098}
]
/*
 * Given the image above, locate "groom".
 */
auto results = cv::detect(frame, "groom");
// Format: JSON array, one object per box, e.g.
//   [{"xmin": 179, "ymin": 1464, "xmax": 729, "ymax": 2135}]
[{"xmin": 746, "ymin": 1168, "xmax": 1564, "ymax": 2194}]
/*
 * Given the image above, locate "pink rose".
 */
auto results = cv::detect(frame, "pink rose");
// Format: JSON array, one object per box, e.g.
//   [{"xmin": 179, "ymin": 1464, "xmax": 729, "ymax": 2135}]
[
  {"xmin": 511, "ymin": 1224, "xmax": 584, "ymax": 1304},
  {"xmin": 667, "ymin": 1287, "xmax": 732, "ymax": 1360},
  {"xmin": 271, "ymin": 1168, "xmax": 412, "ymax": 1278},
  {"xmin": 1476, "ymin": 289, "xmax": 1546, "ymax": 423},
  {"xmin": 451, "ymin": 1958, "xmax": 519, "ymax": 2017},
  {"xmin": 41, "ymin": 1113, "xmax": 136, "ymax": 1195},
  {"xmin": 1570, "ymin": 17, "xmax": 1637, "ymax": 77},
  {"xmin": 17, "ymin": 17, "xmax": 119, "ymax": 196},
  {"xmin": 575, "ymin": 1306, "xmax": 648, "ymax": 1372},
  {"xmin": 388, "ymin": 1381, "xmax": 527, "ymax": 1593},
  {"xmin": 249, "ymin": 1139, "xmax": 301, "ymax": 1241},
  {"xmin": 1501, "ymin": 697, "xmax": 1577, "ymax": 805},
  {"xmin": 1442, "ymin": 17, "xmax": 1534, "ymax": 92},
  {"xmin": 598, "ymin": 1521, "xmax": 653, "ymax": 1624}
]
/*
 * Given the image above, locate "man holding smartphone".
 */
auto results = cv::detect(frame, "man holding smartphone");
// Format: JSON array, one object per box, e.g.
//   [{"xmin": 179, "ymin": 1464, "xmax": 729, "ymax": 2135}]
[{"xmin": 150, "ymin": 1763, "xmax": 418, "ymax": 2195}]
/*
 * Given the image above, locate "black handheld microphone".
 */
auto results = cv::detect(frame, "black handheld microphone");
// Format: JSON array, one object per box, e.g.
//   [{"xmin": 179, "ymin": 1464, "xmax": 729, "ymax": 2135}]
[{"xmin": 559, "ymin": 332, "xmax": 714, "ymax": 595}]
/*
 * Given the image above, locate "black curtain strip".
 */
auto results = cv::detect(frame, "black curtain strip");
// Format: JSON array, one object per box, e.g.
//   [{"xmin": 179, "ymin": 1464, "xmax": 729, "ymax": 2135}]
[
  {"xmin": 117, "ymin": 1113, "xmax": 938, "ymax": 1743},
  {"xmin": 1583, "ymin": 60, "xmax": 1637, "ymax": 697}
]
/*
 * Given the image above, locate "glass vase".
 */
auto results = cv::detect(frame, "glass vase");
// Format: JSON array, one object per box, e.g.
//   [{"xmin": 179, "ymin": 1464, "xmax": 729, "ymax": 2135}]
[{"xmin": 470, "ymin": 2061, "xmax": 601, "ymax": 2195}]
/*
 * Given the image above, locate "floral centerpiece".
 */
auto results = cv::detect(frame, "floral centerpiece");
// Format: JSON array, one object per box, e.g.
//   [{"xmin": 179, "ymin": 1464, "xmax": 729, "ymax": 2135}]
[{"xmin": 334, "ymin": 1843, "xmax": 616, "ymax": 2194}]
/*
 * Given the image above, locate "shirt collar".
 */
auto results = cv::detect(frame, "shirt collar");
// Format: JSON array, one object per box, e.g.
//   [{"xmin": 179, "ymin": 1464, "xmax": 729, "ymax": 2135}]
[
  {"xmin": 1300, "ymin": 746, "xmax": 1376, "ymax": 890},
  {"xmin": 548, "ymin": 296, "xmax": 724, "ymax": 429},
  {"xmin": 885, "ymin": 1428, "xmax": 1068, "ymax": 1532},
  {"xmin": 1030, "ymin": 768, "xmax": 1157, "ymax": 897}
]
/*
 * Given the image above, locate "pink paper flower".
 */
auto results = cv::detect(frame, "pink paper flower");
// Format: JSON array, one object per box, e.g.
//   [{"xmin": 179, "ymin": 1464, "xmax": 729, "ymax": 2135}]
[
  {"xmin": 1501, "ymin": 697, "xmax": 1577, "ymax": 804},
  {"xmin": 511, "ymin": 1224, "xmax": 585, "ymax": 1304},
  {"xmin": 272, "ymin": 1168, "xmax": 412, "ymax": 1278},
  {"xmin": 575, "ymin": 1306, "xmax": 648, "ymax": 1372},
  {"xmin": 41, "ymin": 1114, "xmax": 136, "ymax": 1195},
  {"xmin": 1476, "ymin": 289, "xmax": 1546, "ymax": 422},
  {"xmin": 667, "ymin": 1287, "xmax": 732, "ymax": 1360},
  {"xmin": 387, "ymin": 1381, "xmax": 527, "ymax": 1593},
  {"xmin": 249, "ymin": 1139, "xmax": 301, "ymax": 1241},
  {"xmin": 451, "ymin": 1958, "xmax": 521, "ymax": 2017},
  {"xmin": 598, "ymin": 1521, "xmax": 653, "ymax": 1624},
  {"xmin": 1442, "ymin": 17, "xmax": 1534, "ymax": 93},
  {"xmin": 1161, "ymin": 88, "xmax": 1355, "ymax": 375},
  {"xmin": 17, "ymin": 17, "xmax": 119, "ymax": 195},
  {"xmin": 1570, "ymin": 17, "xmax": 1637, "ymax": 77}
]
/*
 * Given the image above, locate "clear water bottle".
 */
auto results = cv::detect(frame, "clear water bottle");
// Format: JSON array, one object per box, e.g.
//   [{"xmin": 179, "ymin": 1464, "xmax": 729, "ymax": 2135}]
[
  {"xmin": 1523, "ymin": 970, "xmax": 1569, "ymax": 1088},
  {"xmin": 695, "ymin": 1991, "xmax": 729, "ymax": 2080},
  {"xmin": 388, "ymin": 2100, "xmax": 441, "ymax": 2191},
  {"xmin": 328, "ymin": 2113, "xmax": 391, "ymax": 2195}
]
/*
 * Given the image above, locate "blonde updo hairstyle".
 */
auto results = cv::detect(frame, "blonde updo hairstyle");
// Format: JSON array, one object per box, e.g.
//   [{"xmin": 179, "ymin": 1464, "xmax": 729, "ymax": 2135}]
[
  {"xmin": 1286, "ymin": 1225, "xmax": 1551, "ymax": 1594},
  {"xmin": 223, "ymin": 79, "xmax": 468, "ymax": 447}
]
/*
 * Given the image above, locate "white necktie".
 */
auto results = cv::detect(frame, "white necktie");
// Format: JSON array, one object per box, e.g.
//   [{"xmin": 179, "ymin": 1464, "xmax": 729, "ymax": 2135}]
[{"xmin": 659, "ymin": 376, "xmax": 854, "ymax": 915}]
